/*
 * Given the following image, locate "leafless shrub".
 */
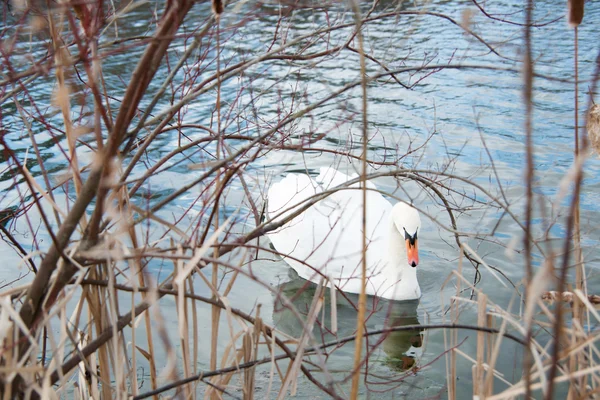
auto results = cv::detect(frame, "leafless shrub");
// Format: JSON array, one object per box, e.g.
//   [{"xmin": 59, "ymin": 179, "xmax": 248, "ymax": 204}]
[{"xmin": 0, "ymin": 0, "xmax": 598, "ymax": 399}]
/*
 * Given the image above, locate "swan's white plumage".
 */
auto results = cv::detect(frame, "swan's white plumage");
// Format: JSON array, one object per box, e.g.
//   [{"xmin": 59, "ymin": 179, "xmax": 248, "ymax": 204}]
[{"xmin": 267, "ymin": 167, "xmax": 421, "ymax": 301}]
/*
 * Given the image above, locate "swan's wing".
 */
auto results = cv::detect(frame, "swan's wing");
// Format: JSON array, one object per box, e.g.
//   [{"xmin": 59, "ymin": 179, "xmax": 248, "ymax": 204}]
[
  {"xmin": 266, "ymin": 173, "xmax": 326, "ymax": 268},
  {"xmin": 267, "ymin": 169, "xmax": 393, "ymax": 293},
  {"xmin": 315, "ymin": 166, "xmax": 377, "ymax": 191},
  {"xmin": 267, "ymin": 173, "xmax": 319, "ymax": 225},
  {"xmin": 316, "ymin": 166, "xmax": 390, "ymax": 239},
  {"xmin": 314, "ymin": 185, "xmax": 392, "ymax": 287},
  {"xmin": 315, "ymin": 167, "xmax": 357, "ymax": 188},
  {"xmin": 266, "ymin": 173, "xmax": 330, "ymax": 282}
]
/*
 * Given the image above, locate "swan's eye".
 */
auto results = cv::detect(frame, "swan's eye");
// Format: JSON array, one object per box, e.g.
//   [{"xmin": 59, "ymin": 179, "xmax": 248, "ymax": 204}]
[{"xmin": 403, "ymin": 228, "xmax": 418, "ymax": 246}]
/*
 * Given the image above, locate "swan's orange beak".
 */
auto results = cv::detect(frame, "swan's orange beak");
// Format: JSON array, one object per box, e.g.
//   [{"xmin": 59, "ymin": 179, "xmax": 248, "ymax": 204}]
[{"xmin": 405, "ymin": 238, "xmax": 419, "ymax": 268}]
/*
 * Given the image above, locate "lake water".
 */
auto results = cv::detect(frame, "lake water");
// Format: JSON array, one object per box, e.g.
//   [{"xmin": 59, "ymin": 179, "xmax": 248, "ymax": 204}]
[{"xmin": 1, "ymin": 0, "xmax": 599, "ymax": 398}]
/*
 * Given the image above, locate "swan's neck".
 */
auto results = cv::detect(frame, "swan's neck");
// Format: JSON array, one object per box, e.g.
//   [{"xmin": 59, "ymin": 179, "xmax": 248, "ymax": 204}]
[
  {"xmin": 385, "ymin": 220, "xmax": 420, "ymax": 300},
  {"xmin": 387, "ymin": 221, "xmax": 410, "ymax": 271}
]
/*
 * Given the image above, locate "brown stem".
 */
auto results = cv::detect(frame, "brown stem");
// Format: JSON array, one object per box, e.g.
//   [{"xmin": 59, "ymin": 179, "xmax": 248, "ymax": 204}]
[
  {"xmin": 11, "ymin": 1, "xmax": 197, "ymax": 393},
  {"xmin": 522, "ymin": 1, "xmax": 535, "ymax": 398}
]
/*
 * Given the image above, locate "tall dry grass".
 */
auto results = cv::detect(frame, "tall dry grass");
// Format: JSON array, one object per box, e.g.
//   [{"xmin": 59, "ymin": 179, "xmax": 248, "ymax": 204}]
[{"xmin": 0, "ymin": 0, "xmax": 598, "ymax": 399}]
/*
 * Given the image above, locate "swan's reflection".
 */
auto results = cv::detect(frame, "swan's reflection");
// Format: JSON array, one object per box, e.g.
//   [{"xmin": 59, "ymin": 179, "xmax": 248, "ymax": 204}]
[{"xmin": 272, "ymin": 271, "xmax": 425, "ymax": 372}]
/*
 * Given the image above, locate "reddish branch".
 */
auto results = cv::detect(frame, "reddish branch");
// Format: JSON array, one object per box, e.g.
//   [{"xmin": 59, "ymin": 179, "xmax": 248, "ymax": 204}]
[{"xmin": 9, "ymin": 0, "xmax": 198, "ymax": 394}]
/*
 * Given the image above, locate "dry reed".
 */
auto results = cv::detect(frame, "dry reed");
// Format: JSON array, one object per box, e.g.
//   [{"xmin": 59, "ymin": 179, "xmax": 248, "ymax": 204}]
[{"xmin": 0, "ymin": 1, "xmax": 598, "ymax": 399}]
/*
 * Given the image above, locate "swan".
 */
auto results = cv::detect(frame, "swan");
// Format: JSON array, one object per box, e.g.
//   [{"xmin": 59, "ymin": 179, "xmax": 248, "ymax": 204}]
[{"xmin": 266, "ymin": 167, "xmax": 421, "ymax": 301}]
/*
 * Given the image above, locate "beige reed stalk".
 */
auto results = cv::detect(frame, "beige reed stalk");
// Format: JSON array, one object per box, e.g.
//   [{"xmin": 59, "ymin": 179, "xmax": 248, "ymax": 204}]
[{"xmin": 349, "ymin": 1, "xmax": 369, "ymax": 398}]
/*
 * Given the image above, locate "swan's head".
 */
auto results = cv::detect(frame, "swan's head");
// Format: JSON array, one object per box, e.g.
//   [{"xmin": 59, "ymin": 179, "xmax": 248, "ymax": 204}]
[{"xmin": 391, "ymin": 202, "xmax": 421, "ymax": 268}]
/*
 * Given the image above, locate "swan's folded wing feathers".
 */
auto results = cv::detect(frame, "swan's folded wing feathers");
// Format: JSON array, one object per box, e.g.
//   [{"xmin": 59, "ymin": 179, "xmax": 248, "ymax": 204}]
[{"xmin": 267, "ymin": 173, "xmax": 318, "ymax": 225}]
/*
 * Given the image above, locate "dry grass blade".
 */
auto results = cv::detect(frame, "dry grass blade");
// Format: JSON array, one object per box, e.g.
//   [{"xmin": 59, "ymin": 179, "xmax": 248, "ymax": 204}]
[
  {"xmin": 573, "ymin": 290, "xmax": 600, "ymax": 321},
  {"xmin": 462, "ymin": 243, "xmax": 508, "ymax": 288},
  {"xmin": 348, "ymin": 2, "xmax": 370, "ymax": 398},
  {"xmin": 175, "ymin": 214, "xmax": 235, "ymax": 288},
  {"xmin": 278, "ymin": 281, "xmax": 325, "ymax": 399},
  {"xmin": 329, "ymin": 275, "xmax": 338, "ymax": 334},
  {"xmin": 1, "ymin": 1, "xmax": 599, "ymax": 399},
  {"xmin": 0, "ymin": 297, "xmax": 36, "ymax": 349},
  {"xmin": 523, "ymin": 259, "xmax": 553, "ymax": 329},
  {"xmin": 483, "ymin": 306, "xmax": 511, "ymax": 394},
  {"xmin": 474, "ymin": 293, "xmax": 487, "ymax": 397},
  {"xmin": 21, "ymin": 165, "xmax": 68, "ymax": 219}
]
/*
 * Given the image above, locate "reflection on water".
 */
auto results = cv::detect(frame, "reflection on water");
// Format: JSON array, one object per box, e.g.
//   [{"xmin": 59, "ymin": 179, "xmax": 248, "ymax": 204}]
[
  {"xmin": 273, "ymin": 270, "xmax": 425, "ymax": 373},
  {"xmin": 382, "ymin": 313, "xmax": 423, "ymax": 372}
]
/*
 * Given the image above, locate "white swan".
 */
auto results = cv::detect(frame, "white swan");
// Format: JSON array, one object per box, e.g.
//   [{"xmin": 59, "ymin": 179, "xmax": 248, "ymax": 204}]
[{"xmin": 267, "ymin": 167, "xmax": 421, "ymax": 301}]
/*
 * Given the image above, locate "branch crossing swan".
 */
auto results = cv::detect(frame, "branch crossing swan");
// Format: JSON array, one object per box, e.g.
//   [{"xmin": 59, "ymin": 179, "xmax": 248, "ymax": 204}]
[{"xmin": 267, "ymin": 167, "xmax": 421, "ymax": 301}]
